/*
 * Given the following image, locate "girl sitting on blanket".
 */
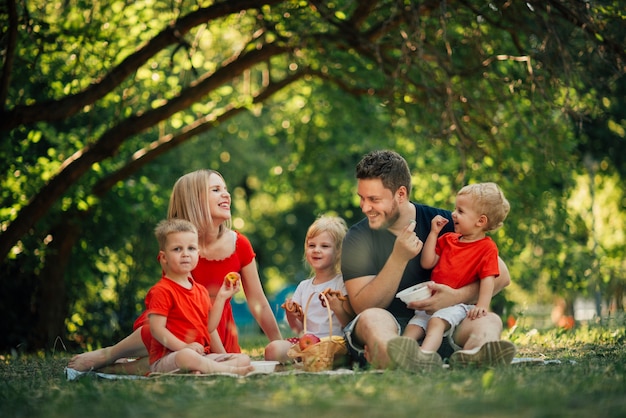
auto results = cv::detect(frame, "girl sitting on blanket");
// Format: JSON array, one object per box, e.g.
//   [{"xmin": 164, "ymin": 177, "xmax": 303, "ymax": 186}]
[{"xmin": 264, "ymin": 215, "xmax": 355, "ymax": 363}]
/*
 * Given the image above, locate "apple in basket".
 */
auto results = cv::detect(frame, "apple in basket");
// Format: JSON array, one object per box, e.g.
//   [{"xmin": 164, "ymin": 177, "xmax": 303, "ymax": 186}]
[{"xmin": 299, "ymin": 333, "xmax": 321, "ymax": 350}]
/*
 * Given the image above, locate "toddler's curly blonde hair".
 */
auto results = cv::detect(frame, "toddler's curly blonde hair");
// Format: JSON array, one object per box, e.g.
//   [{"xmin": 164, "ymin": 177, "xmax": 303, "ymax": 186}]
[{"xmin": 457, "ymin": 182, "xmax": 510, "ymax": 231}]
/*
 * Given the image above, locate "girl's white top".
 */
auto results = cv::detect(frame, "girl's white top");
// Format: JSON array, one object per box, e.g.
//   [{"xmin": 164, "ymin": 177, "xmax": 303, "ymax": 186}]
[{"xmin": 290, "ymin": 274, "xmax": 346, "ymax": 337}]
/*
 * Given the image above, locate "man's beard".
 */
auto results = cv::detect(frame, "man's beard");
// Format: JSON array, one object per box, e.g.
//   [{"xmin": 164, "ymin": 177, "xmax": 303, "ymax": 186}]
[{"xmin": 370, "ymin": 198, "xmax": 400, "ymax": 230}]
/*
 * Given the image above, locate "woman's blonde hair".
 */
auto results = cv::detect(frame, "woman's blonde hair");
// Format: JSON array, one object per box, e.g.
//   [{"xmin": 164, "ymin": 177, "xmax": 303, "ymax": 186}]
[
  {"xmin": 457, "ymin": 182, "xmax": 510, "ymax": 232},
  {"xmin": 304, "ymin": 215, "xmax": 348, "ymax": 274},
  {"xmin": 167, "ymin": 170, "xmax": 231, "ymax": 237}
]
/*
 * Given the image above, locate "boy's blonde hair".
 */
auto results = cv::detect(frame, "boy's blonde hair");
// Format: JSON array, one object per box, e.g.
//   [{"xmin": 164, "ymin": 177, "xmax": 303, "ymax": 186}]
[
  {"xmin": 167, "ymin": 170, "xmax": 231, "ymax": 237},
  {"xmin": 457, "ymin": 182, "xmax": 510, "ymax": 232},
  {"xmin": 304, "ymin": 215, "xmax": 348, "ymax": 274},
  {"xmin": 154, "ymin": 218, "xmax": 198, "ymax": 250}
]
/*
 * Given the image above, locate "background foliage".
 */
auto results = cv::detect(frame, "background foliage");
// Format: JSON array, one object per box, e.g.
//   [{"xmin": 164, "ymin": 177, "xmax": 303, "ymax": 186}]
[{"xmin": 0, "ymin": 0, "xmax": 624, "ymax": 351}]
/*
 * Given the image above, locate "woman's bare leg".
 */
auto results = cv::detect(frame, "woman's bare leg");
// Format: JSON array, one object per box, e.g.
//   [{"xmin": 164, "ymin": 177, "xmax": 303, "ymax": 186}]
[
  {"xmin": 68, "ymin": 327, "xmax": 148, "ymax": 372},
  {"xmin": 264, "ymin": 340, "xmax": 293, "ymax": 364},
  {"xmin": 97, "ymin": 356, "xmax": 151, "ymax": 375}
]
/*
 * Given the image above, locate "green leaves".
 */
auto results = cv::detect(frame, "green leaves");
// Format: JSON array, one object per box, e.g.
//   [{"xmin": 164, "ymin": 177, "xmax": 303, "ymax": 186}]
[{"xmin": 1, "ymin": 0, "xmax": 625, "ymax": 350}]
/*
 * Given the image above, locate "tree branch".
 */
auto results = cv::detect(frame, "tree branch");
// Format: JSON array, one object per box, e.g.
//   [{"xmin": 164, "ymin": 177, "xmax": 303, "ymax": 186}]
[
  {"xmin": 0, "ymin": 42, "xmax": 288, "ymax": 263},
  {"xmin": 92, "ymin": 71, "xmax": 307, "ymax": 197},
  {"xmin": 0, "ymin": 0, "xmax": 284, "ymax": 131}
]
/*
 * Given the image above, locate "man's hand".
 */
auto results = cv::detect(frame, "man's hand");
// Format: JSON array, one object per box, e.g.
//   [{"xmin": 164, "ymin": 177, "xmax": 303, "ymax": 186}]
[
  {"xmin": 393, "ymin": 220, "xmax": 423, "ymax": 261},
  {"xmin": 407, "ymin": 282, "xmax": 462, "ymax": 314}
]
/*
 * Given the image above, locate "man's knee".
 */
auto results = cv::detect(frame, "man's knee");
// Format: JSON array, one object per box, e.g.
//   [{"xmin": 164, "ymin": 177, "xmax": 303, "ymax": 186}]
[
  {"xmin": 344, "ymin": 308, "xmax": 400, "ymax": 366},
  {"xmin": 355, "ymin": 308, "xmax": 401, "ymax": 343},
  {"xmin": 482, "ymin": 312, "xmax": 504, "ymax": 332},
  {"xmin": 459, "ymin": 312, "xmax": 502, "ymax": 331},
  {"xmin": 359, "ymin": 308, "xmax": 396, "ymax": 326},
  {"xmin": 453, "ymin": 312, "xmax": 503, "ymax": 350}
]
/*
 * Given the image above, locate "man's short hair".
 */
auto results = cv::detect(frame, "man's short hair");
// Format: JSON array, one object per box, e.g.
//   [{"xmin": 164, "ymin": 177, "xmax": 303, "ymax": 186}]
[{"xmin": 356, "ymin": 150, "xmax": 412, "ymax": 195}]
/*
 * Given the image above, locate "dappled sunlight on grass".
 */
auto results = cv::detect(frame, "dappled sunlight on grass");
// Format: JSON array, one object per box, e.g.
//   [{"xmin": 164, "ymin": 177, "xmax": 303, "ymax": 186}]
[
  {"xmin": 239, "ymin": 332, "xmax": 271, "ymax": 359},
  {"xmin": 507, "ymin": 318, "xmax": 626, "ymax": 362}
]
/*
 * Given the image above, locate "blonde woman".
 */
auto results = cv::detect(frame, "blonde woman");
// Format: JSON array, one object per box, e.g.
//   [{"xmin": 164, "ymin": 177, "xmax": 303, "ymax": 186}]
[{"xmin": 68, "ymin": 170, "xmax": 282, "ymax": 373}]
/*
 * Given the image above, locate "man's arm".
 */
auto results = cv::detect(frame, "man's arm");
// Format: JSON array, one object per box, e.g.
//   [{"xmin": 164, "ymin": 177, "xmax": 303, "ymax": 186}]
[
  {"xmin": 345, "ymin": 222, "xmax": 423, "ymax": 314},
  {"xmin": 495, "ymin": 257, "xmax": 511, "ymax": 292}
]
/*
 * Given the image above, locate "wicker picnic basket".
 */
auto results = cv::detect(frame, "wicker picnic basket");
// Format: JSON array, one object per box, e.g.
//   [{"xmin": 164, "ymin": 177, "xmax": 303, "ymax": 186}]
[{"xmin": 287, "ymin": 292, "xmax": 348, "ymax": 372}]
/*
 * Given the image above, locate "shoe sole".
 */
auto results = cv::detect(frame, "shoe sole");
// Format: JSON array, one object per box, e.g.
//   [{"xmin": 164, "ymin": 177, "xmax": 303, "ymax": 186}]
[
  {"xmin": 387, "ymin": 336, "xmax": 443, "ymax": 372},
  {"xmin": 449, "ymin": 340, "xmax": 517, "ymax": 369}
]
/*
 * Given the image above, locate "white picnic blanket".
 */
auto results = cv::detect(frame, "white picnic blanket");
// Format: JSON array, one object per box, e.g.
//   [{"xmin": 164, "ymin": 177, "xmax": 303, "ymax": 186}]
[
  {"xmin": 64, "ymin": 367, "xmax": 357, "ymax": 381},
  {"xmin": 65, "ymin": 357, "xmax": 574, "ymax": 381}
]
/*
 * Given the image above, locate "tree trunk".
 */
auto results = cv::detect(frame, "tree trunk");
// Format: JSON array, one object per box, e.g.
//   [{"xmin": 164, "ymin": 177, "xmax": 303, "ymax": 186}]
[{"xmin": 34, "ymin": 219, "xmax": 81, "ymax": 349}]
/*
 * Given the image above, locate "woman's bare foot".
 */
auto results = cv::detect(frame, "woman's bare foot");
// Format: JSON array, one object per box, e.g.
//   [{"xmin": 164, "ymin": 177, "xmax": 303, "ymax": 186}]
[{"xmin": 67, "ymin": 348, "xmax": 112, "ymax": 372}]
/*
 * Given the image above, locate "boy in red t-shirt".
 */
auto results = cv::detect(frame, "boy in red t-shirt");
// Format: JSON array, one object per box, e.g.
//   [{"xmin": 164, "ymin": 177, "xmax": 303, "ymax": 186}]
[
  {"xmin": 146, "ymin": 218, "xmax": 253, "ymax": 376},
  {"xmin": 390, "ymin": 182, "xmax": 510, "ymax": 368}
]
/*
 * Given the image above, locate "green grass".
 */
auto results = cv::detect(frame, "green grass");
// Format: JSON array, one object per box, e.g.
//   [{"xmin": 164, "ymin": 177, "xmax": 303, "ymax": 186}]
[{"xmin": 2, "ymin": 321, "xmax": 626, "ymax": 418}]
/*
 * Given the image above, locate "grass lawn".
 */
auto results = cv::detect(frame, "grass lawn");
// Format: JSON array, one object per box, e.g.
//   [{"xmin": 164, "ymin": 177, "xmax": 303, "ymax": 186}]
[{"xmin": 1, "ymin": 320, "xmax": 625, "ymax": 418}]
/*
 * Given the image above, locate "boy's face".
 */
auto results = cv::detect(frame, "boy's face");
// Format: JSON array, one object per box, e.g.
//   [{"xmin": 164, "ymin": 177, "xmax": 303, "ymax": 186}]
[
  {"xmin": 451, "ymin": 194, "xmax": 483, "ymax": 235},
  {"xmin": 159, "ymin": 231, "xmax": 199, "ymax": 277}
]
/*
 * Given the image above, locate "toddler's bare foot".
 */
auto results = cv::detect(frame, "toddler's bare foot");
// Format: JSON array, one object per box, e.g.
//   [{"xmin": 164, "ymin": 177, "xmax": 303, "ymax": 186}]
[{"xmin": 68, "ymin": 348, "xmax": 111, "ymax": 372}]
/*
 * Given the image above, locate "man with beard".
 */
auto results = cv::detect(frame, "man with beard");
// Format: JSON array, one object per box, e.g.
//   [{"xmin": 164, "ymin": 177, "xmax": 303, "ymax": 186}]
[{"xmin": 341, "ymin": 150, "xmax": 516, "ymax": 371}]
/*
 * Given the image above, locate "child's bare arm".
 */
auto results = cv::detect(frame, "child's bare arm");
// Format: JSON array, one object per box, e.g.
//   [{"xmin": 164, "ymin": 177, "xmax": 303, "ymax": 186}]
[
  {"xmin": 283, "ymin": 298, "xmax": 304, "ymax": 334},
  {"xmin": 467, "ymin": 276, "xmax": 495, "ymax": 320},
  {"xmin": 420, "ymin": 216, "xmax": 448, "ymax": 269},
  {"xmin": 327, "ymin": 295, "xmax": 355, "ymax": 328},
  {"xmin": 209, "ymin": 330, "xmax": 226, "ymax": 353},
  {"xmin": 208, "ymin": 280, "xmax": 241, "ymax": 331}
]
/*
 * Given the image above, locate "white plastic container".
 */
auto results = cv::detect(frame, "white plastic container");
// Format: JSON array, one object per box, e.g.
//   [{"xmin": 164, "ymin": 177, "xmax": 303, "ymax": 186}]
[
  {"xmin": 250, "ymin": 361, "xmax": 280, "ymax": 373},
  {"xmin": 395, "ymin": 283, "xmax": 432, "ymax": 304}
]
